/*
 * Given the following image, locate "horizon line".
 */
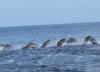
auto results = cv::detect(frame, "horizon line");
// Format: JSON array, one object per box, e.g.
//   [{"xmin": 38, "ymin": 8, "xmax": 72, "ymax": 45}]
[{"xmin": 0, "ymin": 21, "xmax": 100, "ymax": 28}]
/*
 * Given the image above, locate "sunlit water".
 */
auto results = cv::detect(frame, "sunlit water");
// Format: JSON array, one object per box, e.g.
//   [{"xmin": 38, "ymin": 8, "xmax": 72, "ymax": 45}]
[{"xmin": 0, "ymin": 22, "xmax": 100, "ymax": 72}]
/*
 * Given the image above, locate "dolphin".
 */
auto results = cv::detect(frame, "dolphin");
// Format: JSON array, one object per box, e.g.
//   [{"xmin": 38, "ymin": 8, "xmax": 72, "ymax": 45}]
[
  {"xmin": 22, "ymin": 42, "xmax": 38, "ymax": 49},
  {"xmin": 41, "ymin": 40, "xmax": 51, "ymax": 48},
  {"xmin": 67, "ymin": 37, "xmax": 76, "ymax": 43},
  {"xmin": 84, "ymin": 35, "xmax": 97, "ymax": 45},
  {"xmin": 57, "ymin": 38, "xmax": 66, "ymax": 47}
]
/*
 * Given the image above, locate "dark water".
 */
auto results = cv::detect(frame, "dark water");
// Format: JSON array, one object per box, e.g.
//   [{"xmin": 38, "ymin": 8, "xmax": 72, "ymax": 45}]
[
  {"xmin": 0, "ymin": 22, "xmax": 100, "ymax": 72},
  {"xmin": 0, "ymin": 22, "xmax": 100, "ymax": 45}
]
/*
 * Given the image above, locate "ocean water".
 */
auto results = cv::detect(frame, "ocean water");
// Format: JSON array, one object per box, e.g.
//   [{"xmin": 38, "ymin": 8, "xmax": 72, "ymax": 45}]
[{"xmin": 0, "ymin": 22, "xmax": 100, "ymax": 72}]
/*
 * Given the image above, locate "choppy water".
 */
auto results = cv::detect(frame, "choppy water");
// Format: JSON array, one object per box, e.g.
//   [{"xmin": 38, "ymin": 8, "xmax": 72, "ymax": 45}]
[{"xmin": 0, "ymin": 22, "xmax": 100, "ymax": 72}]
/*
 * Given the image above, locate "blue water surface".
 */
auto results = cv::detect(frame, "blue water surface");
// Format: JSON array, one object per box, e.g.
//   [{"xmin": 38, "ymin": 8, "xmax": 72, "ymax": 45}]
[{"xmin": 0, "ymin": 22, "xmax": 100, "ymax": 72}]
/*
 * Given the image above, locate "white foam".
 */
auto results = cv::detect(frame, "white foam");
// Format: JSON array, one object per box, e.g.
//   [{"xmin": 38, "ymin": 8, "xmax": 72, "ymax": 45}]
[
  {"xmin": 0, "ymin": 47, "xmax": 4, "ymax": 51},
  {"xmin": 0, "ymin": 59, "xmax": 15, "ymax": 65}
]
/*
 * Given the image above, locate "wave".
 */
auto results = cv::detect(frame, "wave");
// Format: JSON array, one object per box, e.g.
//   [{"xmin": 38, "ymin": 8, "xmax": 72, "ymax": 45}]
[{"xmin": 0, "ymin": 44, "xmax": 100, "ymax": 72}]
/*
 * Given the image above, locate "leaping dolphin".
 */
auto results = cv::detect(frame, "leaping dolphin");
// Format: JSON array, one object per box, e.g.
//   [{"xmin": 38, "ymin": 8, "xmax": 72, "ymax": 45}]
[
  {"xmin": 84, "ymin": 35, "xmax": 97, "ymax": 45},
  {"xmin": 22, "ymin": 42, "xmax": 38, "ymax": 49},
  {"xmin": 67, "ymin": 37, "xmax": 76, "ymax": 43},
  {"xmin": 0, "ymin": 44, "xmax": 12, "ymax": 48},
  {"xmin": 41, "ymin": 40, "xmax": 51, "ymax": 48},
  {"xmin": 57, "ymin": 38, "xmax": 66, "ymax": 47}
]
